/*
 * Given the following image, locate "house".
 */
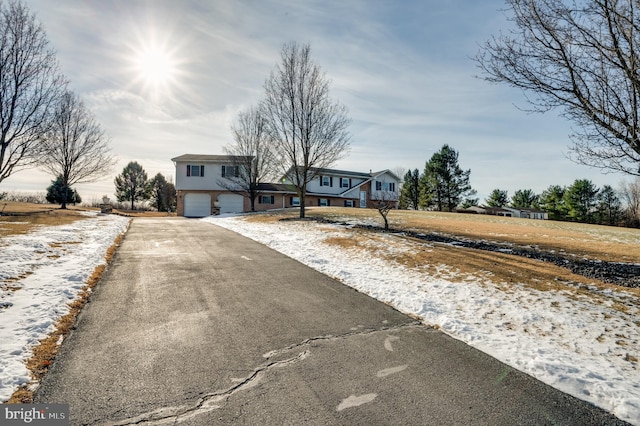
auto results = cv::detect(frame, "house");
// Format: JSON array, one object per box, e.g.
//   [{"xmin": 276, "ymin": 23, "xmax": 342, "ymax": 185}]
[
  {"xmin": 457, "ymin": 205, "xmax": 548, "ymax": 220},
  {"xmin": 172, "ymin": 154, "xmax": 401, "ymax": 217},
  {"xmin": 503, "ymin": 207, "xmax": 549, "ymax": 220}
]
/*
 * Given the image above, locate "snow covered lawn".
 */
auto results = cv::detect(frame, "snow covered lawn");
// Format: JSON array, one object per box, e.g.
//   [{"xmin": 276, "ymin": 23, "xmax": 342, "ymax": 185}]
[
  {"xmin": 204, "ymin": 213, "xmax": 640, "ymax": 425},
  {"xmin": 0, "ymin": 212, "xmax": 130, "ymax": 402}
]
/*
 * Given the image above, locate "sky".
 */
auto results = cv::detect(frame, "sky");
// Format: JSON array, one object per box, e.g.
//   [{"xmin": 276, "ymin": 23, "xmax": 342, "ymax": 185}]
[{"xmin": 1, "ymin": 0, "xmax": 633, "ymax": 203}]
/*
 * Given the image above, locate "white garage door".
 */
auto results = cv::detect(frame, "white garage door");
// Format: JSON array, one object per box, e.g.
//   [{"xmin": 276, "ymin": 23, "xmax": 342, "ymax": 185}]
[
  {"xmin": 218, "ymin": 194, "xmax": 244, "ymax": 214},
  {"xmin": 184, "ymin": 193, "xmax": 211, "ymax": 217}
]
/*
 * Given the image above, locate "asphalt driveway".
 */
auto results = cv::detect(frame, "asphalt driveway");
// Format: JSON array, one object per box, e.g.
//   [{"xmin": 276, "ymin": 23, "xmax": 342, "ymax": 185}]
[{"xmin": 35, "ymin": 217, "xmax": 628, "ymax": 425}]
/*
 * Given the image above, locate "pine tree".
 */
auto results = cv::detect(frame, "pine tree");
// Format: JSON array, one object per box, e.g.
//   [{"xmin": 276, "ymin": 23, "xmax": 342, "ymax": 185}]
[
  {"xmin": 485, "ymin": 189, "xmax": 508, "ymax": 207},
  {"xmin": 564, "ymin": 179, "xmax": 599, "ymax": 223},
  {"xmin": 419, "ymin": 145, "xmax": 475, "ymax": 211},
  {"xmin": 114, "ymin": 161, "xmax": 150, "ymax": 210},
  {"xmin": 539, "ymin": 185, "xmax": 566, "ymax": 221},
  {"xmin": 511, "ymin": 189, "xmax": 538, "ymax": 208},
  {"xmin": 399, "ymin": 169, "xmax": 420, "ymax": 210},
  {"xmin": 46, "ymin": 176, "xmax": 81, "ymax": 207}
]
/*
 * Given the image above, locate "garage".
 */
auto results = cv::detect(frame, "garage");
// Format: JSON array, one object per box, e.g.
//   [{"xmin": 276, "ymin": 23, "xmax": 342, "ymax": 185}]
[
  {"xmin": 218, "ymin": 194, "xmax": 244, "ymax": 214},
  {"xmin": 183, "ymin": 193, "xmax": 211, "ymax": 217}
]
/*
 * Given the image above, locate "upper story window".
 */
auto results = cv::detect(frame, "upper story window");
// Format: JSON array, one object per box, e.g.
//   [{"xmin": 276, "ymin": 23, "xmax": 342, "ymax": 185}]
[
  {"xmin": 340, "ymin": 178, "xmax": 350, "ymax": 188},
  {"xmin": 187, "ymin": 165, "xmax": 204, "ymax": 177},
  {"xmin": 375, "ymin": 181, "xmax": 396, "ymax": 191},
  {"xmin": 321, "ymin": 176, "xmax": 331, "ymax": 186},
  {"xmin": 222, "ymin": 165, "xmax": 240, "ymax": 178}
]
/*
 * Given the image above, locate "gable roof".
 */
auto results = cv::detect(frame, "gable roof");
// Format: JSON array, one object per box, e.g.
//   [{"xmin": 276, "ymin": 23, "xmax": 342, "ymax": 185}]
[{"xmin": 171, "ymin": 154, "xmax": 253, "ymax": 163}]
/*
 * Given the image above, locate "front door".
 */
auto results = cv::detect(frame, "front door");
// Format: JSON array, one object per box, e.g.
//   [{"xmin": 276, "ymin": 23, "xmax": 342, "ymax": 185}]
[{"xmin": 359, "ymin": 191, "xmax": 367, "ymax": 208}]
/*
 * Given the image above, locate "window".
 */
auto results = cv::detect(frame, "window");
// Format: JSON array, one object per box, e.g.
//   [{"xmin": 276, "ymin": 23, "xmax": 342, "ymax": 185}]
[
  {"xmin": 321, "ymin": 176, "xmax": 332, "ymax": 187},
  {"xmin": 187, "ymin": 165, "xmax": 205, "ymax": 177},
  {"xmin": 340, "ymin": 178, "xmax": 350, "ymax": 188},
  {"xmin": 259, "ymin": 195, "xmax": 275, "ymax": 204},
  {"xmin": 222, "ymin": 165, "xmax": 239, "ymax": 178},
  {"xmin": 291, "ymin": 197, "xmax": 300, "ymax": 206},
  {"xmin": 344, "ymin": 200, "xmax": 353, "ymax": 207},
  {"xmin": 319, "ymin": 198, "xmax": 329, "ymax": 206},
  {"xmin": 375, "ymin": 181, "xmax": 396, "ymax": 191}
]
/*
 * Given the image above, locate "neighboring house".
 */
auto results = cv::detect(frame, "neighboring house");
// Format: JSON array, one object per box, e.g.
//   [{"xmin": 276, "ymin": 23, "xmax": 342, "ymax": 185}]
[
  {"xmin": 457, "ymin": 205, "xmax": 548, "ymax": 220},
  {"xmin": 503, "ymin": 207, "xmax": 549, "ymax": 220},
  {"xmin": 172, "ymin": 154, "xmax": 401, "ymax": 217}
]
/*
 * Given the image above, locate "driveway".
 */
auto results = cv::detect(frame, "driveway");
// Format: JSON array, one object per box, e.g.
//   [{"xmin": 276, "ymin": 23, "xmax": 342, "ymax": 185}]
[{"xmin": 35, "ymin": 217, "xmax": 628, "ymax": 425}]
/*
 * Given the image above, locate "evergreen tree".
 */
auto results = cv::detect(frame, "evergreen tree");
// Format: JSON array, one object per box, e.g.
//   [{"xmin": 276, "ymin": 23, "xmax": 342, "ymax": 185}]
[
  {"xmin": 46, "ymin": 176, "xmax": 81, "ymax": 206},
  {"xmin": 114, "ymin": 161, "xmax": 150, "ymax": 210},
  {"xmin": 595, "ymin": 185, "xmax": 622, "ymax": 226},
  {"xmin": 399, "ymin": 169, "xmax": 420, "ymax": 210},
  {"xmin": 564, "ymin": 179, "xmax": 599, "ymax": 223},
  {"xmin": 485, "ymin": 189, "xmax": 508, "ymax": 207},
  {"xmin": 149, "ymin": 173, "xmax": 176, "ymax": 212},
  {"xmin": 419, "ymin": 145, "xmax": 475, "ymax": 211},
  {"xmin": 511, "ymin": 189, "xmax": 538, "ymax": 208},
  {"xmin": 539, "ymin": 185, "xmax": 566, "ymax": 221}
]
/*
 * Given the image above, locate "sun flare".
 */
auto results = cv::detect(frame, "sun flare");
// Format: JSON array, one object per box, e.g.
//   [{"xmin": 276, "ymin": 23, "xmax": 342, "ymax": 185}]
[{"xmin": 135, "ymin": 47, "xmax": 175, "ymax": 86}]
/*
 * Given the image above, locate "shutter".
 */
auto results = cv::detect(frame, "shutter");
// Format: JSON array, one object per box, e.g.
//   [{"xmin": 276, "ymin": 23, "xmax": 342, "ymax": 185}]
[
  {"xmin": 327, "ymin": 199, "xmax": 331, "ymax": 206},
  {"xmin": 319, "ymin": 176, "xmax": 323, "ymax": 186},
  {"xmin": 330, "ymin": 177, "xmax": 333, "ymax": 187},
  {"xmin": 187, "ymin": 165, "xmax": 191, "ymax": 176},
  {"xmin": 349, "ymin": 178, "xmax": 352, "ymax": 188},
  {"xmin": 221, "ymin": 166, "xmax": 226, "ymax": 177},
  {"xmin": 289, "ymin": 197, "xmax": 293, "ymax": 205},
  {"xmin": 318, "ymin": 199, "xmax": 321, "ymax": 206},
  {"xmin": 201, "ymin": 165, "xmax": 205, "ymax": 177}
]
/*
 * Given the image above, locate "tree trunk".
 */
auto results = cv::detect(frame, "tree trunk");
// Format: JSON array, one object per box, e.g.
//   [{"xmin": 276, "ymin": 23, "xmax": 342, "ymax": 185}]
[{"xmin": 300, "ymin": 193, "xmax": 306, "ymax": 218}]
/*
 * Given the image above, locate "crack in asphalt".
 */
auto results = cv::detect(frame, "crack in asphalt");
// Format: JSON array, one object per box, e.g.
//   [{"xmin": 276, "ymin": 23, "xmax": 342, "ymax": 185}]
[{"xmin": 107, "ymin": 321, "xmax": 421, "ymax": 425}]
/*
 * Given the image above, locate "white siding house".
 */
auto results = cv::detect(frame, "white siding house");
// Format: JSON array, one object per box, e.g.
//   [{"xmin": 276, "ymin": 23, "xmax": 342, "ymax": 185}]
[{"xmin": 172, "ymin": 154, "xmax": 402, "ymax": 216}]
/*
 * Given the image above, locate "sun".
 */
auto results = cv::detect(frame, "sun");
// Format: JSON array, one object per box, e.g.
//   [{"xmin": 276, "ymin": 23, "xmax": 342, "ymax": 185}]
[
  {"xmin": 136, "ymin": 48, "xmax": 174, "ymax": 85},
  {"xmin": 134, "ymin": 45, "xmax": 177, "ymax": 88}
]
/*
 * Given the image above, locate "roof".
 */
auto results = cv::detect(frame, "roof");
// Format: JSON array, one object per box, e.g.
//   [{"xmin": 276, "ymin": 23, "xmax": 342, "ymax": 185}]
[
  {"xmin": 290, "ymin": 166, "xmax": 372, "ymax": 179},
  {"xmin": 171, "ymin": 154, "xmax": 253, "ymax": 162},
  {"xmin": 257, "ymin": 182, "xmax": 295, "ymax": 192},
  {"xmin": 284, "ymin": 166, "xmax": 401, "ymax": 181}
]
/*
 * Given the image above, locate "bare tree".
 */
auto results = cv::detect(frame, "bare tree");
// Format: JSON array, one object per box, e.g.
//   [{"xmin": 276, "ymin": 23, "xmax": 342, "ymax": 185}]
[
  {"xmin": 262, "ymin": 42, "xmax": 351, "ymax": 218},
  {"xmin": 369, "ymin": 189, "xmax": 398, "ymax": 231},
  {"xmin": 476, "ymin": 0, "xmax": 640, "ymax": 176},
  {"xmin": 221, "ymin": 106, "xmax": 275, "ymax": 211},
  {"xmin": 38, "ymin": 91, "xmax": 115, "ymax": 208},
  {"xmin": 620, "ymin": 177, "xmax": 640, "ymax": 226},
  {"xmin": 0, "ymin": 0, "xmax": 66, "ymax": 184}
]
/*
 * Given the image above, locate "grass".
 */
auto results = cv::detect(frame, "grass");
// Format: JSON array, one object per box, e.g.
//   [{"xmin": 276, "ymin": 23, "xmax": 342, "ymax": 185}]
[
  {"xmin": 0, "ymin": 201, "xmax": 95, "ymax": 238},
  {"xmin": 246, "ymin": 207, "xmax": 640, "ymax": 301},
  {"xmin": 298, "ymin": 207, "xmax": 640, "ymax": 264}
]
